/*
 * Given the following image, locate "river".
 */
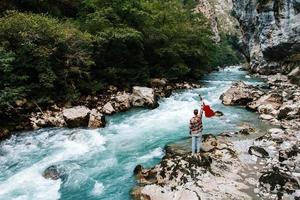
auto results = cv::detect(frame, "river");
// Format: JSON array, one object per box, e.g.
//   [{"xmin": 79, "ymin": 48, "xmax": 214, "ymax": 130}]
[{"xmin": 0, "ymin": 66, "xmax": 271, "ymax": 200}]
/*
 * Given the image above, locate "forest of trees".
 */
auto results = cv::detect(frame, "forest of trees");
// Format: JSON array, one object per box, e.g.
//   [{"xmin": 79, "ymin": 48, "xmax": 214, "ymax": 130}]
[{"xmin": 0, "ymin": 0, "xmax": 242, "ymax": 111}]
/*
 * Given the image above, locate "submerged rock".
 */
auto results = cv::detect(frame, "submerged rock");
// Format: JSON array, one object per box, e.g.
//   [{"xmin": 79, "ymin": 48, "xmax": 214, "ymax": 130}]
[
  {"xmin": 214, "ymin": 111, "xmax": 224, "ymax": 116},
  {"xmin": 43, "ymin": 165, "xmax": 67, "ymax": 180},
  {"xmin": 63, "ymin": 106, "xmax": 90, "ymax": 128},
  {"xmin": 220, "ymin": 81, "xmax": 264, "ymax": 105}
]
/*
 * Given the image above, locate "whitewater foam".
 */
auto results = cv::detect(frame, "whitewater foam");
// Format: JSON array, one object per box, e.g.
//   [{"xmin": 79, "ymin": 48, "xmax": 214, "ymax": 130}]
[
  {"xmin": 0, "ymin": 129, "xmax": 107, "ymax": 200},
  {"xmin": 91, "ymin": 181, "xmax": 105, "ymax": 196},
  {"xmin": 138, "ymin": 147, "xmax": 164, "ymax": 162}
]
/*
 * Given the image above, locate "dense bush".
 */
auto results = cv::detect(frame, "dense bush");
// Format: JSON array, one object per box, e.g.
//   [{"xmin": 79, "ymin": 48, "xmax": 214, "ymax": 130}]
[
  {"xmin": 0, "ymin": 11, "xmax": 94, "ymax": 107},
  {"xmin": 210, "ymin": 34, "xmax": 244, "ymax": 67},
  {"xmin": 0, "ymin": 0, "xmax": 83, "ymax": 17},
  {"xmin": 0, "ymin": 0, "xmax": 242, "ymax": 112}
]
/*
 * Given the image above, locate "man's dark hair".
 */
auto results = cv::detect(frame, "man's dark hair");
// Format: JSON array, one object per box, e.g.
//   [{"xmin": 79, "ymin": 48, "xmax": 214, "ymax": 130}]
[{"xmin": 194, "ymin": 109, "xmax": 198, "ymax": 115}]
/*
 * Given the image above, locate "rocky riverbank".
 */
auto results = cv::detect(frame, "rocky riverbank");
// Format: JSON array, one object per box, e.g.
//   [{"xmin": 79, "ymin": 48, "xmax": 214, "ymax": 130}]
[
  {"xmin": 132, "ymin": 72, "xmax": 300, "ymax": 200},
  {"xmin": 0, "ymin": 79, "xmax": 201, "ymax": 141},
  {"xmin": 132, "ymin": 134, "xmax": 253, "ymax": 200}
]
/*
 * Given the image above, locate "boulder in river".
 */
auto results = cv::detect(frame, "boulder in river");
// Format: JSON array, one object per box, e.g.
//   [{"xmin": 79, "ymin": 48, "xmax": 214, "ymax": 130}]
[
  {"xmin": 113, "ymin": 92, "xmax": 132, "ymax": 112},
  {"xmin": 220, "ymin": 81, "xmax": 264, "ymax": 105},
  {"xmin": 43, "ymin": 165, "xmax": 67, "ymax": 180},
  {"xmin": 248, "ymin": 146, "xmax": 269, "ymax": 158},
  {"xmin": 63, "ymin": 106, "xmax": 90, "ymax": 128},
  {"xmin": 102, "ymin": 102, "xmax": 115, "ymax": 115},
  {"xmin": 88, "ymin": 109, "xmax": 106, "ymax": 128},
  {"xmin": 214, "ymin": 111, "xmax": 224, "ymax": 116},
  {"xmin": 0, "ymin": 128, "xmax": 11, "ymax": 141},
  {"xmin": 131, "ymin": 86, "xmax": 158, "ymax": 109}
]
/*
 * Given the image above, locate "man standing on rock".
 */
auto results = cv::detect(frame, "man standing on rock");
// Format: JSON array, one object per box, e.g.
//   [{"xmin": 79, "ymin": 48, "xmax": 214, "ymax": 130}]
[{"xmin": 189, "ymin": 95, "xmax": 204, "ymax": 154}]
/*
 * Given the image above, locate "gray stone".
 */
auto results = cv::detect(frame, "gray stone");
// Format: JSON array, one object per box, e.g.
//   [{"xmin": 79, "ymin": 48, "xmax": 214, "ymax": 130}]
[
  {"xmin": 131, "ymin": 86, "xmax": 158, "ymax": 108},
  {"xmin": 278, "ymin": 101, "xmax": 300, "ymax": 120},
  {"xmin": 288, "ymin": 67, "xmax": 300, "ymax": 85},
  {"xmin": 232, "ymin": 0, "xmax": 300, "ymax": 74},
  {"xmin": 113, "ymin": 92, "xmax": 132, "ymax": 111},
  {"xmin": 220, "ymin": 81, "xmax": 264, "ymax": 105},
  {"xmin": 43, "ymin": 165, "xmax": 67, "ymax": 180},
  {"xmin": 259, "ymin": 167, "xmax": 300, "ymax": 195},
  {"xmin": 239, "ymin": 127, "xmax": 255, "ymax": 135},
  {"xmin": 248, "ymin": 146, "xmax": 269, "ymax": 158},
  {"xmin": 247, "ymin": 92, "xmax": 283, "ymax": 111},
  {"xmin": 88, "ymin": 109, "xmax": 105, "ymax": 128},
  {"xmin": 63, "ymin": 106, "xmax": 90, "ymax": 128},
  {"xmin": 150, "ymin": 78, "xmax": 167, "ymax": 87},
  {"xmin": 260, "ymin": 114, "xmax": 274, "ymax": 121},
  {"xmin": 102, "ymin": 102, "xmax": 115, "ymax": 115},
  {"xmin": 214, "ymin": 111, "xmax": 224, "ymax": 116}
]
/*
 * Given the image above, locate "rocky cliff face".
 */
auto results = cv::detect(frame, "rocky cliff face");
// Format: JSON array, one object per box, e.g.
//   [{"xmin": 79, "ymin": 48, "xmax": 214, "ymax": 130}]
[
  {"xmin": 196, "ymin": 0, "xmax": 240, "ymax": 42},
  {"xmin": 232, "ymin": 0, "xmax": 300, "ymax": 74}
]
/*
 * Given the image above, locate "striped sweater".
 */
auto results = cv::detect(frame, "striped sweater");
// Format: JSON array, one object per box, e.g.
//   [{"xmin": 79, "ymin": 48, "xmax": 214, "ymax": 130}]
[{"xmin": 189, "ymin": 106, "xmax": 203, "ymax": 135}]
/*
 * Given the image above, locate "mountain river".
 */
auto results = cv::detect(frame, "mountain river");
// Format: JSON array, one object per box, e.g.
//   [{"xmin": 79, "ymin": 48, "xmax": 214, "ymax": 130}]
[{"xmin": 0, "ymin": 66, "xmax": 272, "ymax": 200}]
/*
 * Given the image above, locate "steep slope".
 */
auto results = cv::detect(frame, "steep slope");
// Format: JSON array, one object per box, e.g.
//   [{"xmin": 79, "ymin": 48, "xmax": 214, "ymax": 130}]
[
  {"xmin": 195, "ymin": 0, "xmax": 240, "ymax": 42},
  {"xmin": 232, "ymin": 0, "xmax": 300, "ymax": 75}
]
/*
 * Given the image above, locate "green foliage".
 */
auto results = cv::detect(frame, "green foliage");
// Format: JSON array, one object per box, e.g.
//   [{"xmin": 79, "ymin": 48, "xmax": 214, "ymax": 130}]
[
  {"xmin": 0, "ymin": 0, "xmax": 83, "ymax": 17},
  {"xmin": 210, "ymin": 34, "xmax": 244, "ymax": 68},
  {"xmin": 0, "ymin": 11, "xmax": 94, "ymax": 107},
  {"xmin": 0, "ymin": 47, "xmax": 24, "ymax": 109},
  {"xmin": 0, "ymin": 0, "xmax": 243, "ymax": 112}
]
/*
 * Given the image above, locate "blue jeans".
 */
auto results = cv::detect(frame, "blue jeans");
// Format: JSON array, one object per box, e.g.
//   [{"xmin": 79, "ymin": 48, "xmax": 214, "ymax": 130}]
[{"xmin": 192, "ymin": 135, "xmax": 202, "ymax": 153}]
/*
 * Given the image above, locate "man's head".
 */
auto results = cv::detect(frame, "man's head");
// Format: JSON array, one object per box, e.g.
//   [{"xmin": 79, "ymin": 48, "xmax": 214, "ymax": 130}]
[{"xmin": 193, "ymin": 109, "xmax": 198, "ymax": 116}]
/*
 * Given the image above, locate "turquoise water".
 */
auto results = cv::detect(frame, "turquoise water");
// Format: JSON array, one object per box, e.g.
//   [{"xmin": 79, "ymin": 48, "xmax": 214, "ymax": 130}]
[{"xmin": 0, "ymin": 67, "xmax": 269, "ymax": 200}]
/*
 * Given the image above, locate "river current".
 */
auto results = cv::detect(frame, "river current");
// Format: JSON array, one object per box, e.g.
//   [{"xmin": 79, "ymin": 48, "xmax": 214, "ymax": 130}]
[{"xmin": 0, "ymin": 67, "xmax": 270, "ymax": 200}]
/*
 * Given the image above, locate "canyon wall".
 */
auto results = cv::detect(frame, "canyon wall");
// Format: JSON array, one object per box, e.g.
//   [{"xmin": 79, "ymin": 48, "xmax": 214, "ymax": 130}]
[
  {"xmin": 232, "ymin": 0, "xmax": 300, "ymax": 75},
  {"xmin": 196, "ymin": 0, "xmax": 240, "ymax": 42}
]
